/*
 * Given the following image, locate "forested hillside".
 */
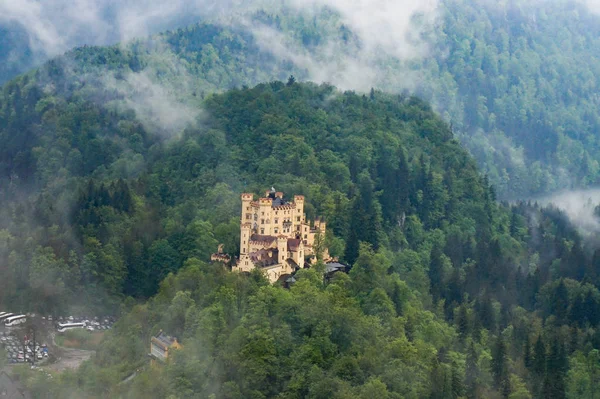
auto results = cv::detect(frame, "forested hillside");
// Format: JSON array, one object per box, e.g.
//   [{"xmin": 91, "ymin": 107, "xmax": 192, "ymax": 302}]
[
  {"xmin": 3, "ymin": 0, "xmax": 600, "ymax": 198},
  {"xmin": 3, "ymin": 82, "xmax": 599, "ymax": 398},
  {"xmin": 3, "ymin": 1, "xmax": 600, "ymax": 398},
  {"xmin": 420, "ymin": 0, "xmax": 600, "ymax": 198}
]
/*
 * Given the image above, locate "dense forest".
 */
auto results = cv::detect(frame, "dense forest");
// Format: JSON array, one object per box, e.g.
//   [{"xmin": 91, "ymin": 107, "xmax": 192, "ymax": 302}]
[
  {"xmin": 2, "ymin": 1, "xmax": 600, "ymax": 398},
  {"xmin": 3, "ymin": 0, "xmax": 600, "ymax": 198},
  {"xmin": 1, "ymin": 82, "xmax": 599, "ymax": 398}
]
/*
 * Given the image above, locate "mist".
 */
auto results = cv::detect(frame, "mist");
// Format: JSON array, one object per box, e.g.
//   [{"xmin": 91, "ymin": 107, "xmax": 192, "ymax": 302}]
[
  {"xmin": 0, "ymin": 0, "xmax": 267, "ymax": 83},
  {"xmin": 533, "ymin": 188, "xmax": 600, "ymax": 238}
]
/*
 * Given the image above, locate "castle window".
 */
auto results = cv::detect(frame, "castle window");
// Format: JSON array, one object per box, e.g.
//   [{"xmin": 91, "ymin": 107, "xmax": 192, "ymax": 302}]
[
  {"xmin": 261, "ymin": 219, "xmax": 264, "ymax": 224},
  {"xmin": 275, "ymin": 218, "xmax": 278, "ymax": 224},
  {"xmin": 297, "ymin": 216, "xmax": 300, "ymax": 222},
  {"xmin": 304, "ymin": 234, "xmax": 307, "ymax": 239},
  {"xmin": 262, "ymin": 212, "xmax": 264, "ymax": 216},
  {"xmin": 260, "ymin": 228, "xmax": 264, "ymax": 234},
  {"xmin": 274, "ymin": 228, "xmax": 278, "ymax": 234}
]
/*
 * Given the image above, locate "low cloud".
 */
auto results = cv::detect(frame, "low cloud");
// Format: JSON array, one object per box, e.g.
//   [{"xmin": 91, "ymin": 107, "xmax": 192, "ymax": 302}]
[
  {"xmin": 0, "ymin": 0, "xmax": 440, "ymax": 92},
  {"xmin": 241, "ymin": 0, "xmax": 440, "ymax": 91},
  {"xmin": 0, "ymin": 0, "xmax": 263, "ymax": 63},
  {"xmin": 101, "ymin": 68, "xmax": 202, "ymax": 137},
  {"xmin": 535, "ymin": 189, "xmax": 600, "ymax": 237},
  {"xmin": 288, "ymin": 0, "xmax": 439, "ymax": 60},
  {"xmin": 577, "ymin": 0, "xmax": 600, "ymax": 13}
]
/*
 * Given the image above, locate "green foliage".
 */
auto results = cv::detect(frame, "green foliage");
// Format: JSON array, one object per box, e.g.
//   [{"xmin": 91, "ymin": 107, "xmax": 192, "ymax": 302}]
[{"xmin": 2, "ymin": 26, "xmax": 600, "ymax": 394}]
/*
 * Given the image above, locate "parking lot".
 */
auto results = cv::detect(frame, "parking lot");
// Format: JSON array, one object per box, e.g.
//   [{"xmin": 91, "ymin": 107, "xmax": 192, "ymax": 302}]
[
  {"xmin": 1, "ymin": 312, "xmax": 117, "ymax": 371},
  {"xmin": 1, "ymin": 331, "xmax": 49, "ymax": 365},
  {"xmin": 50, "ymin": 315, "xmax": 115, "ymax": 332}
]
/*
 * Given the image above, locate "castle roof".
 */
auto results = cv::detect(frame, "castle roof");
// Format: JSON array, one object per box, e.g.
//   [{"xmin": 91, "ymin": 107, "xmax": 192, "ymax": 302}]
[
  {"xmin": 249, "ymin": 234, "xmax": 277, "ymax": 244},
  {"xmin": 272, "ymin": 197, "xmax": 290, "ymax": 206},
  {"xmin": 287, "ymin": 239, "xmax": 302, "ymax": 251},
  {"xmin": 249, "ymin": 249, "xmax": 279, "ymax": 266}
]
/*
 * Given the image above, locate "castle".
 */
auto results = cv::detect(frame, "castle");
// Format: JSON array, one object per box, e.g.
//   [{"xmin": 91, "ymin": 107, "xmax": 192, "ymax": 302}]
[{"xmin": 216, "ymin": 188, "xmax": 331, "ymax": 283}]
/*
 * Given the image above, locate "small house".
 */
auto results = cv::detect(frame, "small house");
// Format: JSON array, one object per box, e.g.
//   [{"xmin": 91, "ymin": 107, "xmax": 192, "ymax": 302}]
[{"xmin": 149, "ymin": 330, "xmax": 181, "ymax": 365}]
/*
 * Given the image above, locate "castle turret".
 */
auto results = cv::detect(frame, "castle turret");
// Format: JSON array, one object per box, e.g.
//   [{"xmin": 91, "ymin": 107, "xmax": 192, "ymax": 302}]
[
  {"xmin": 241, "ymin": 193, "xmax": 254, "ymax": 224},
  {"xmin": 240, "ymin": 223, "xmax": 251, "ymax": 255},
  {"xmin": 294, "ymin": 195, "xmax": 305, "ymax": 215},
  {"xmin": 277, "ymin": 235, "xmax": 287, "ymax": 263}
]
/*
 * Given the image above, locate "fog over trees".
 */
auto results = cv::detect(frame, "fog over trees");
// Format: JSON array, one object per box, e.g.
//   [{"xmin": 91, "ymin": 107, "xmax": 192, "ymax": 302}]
[{"xmin": 1, "ymin": 1, "xmax": 600, "ymax": 398}]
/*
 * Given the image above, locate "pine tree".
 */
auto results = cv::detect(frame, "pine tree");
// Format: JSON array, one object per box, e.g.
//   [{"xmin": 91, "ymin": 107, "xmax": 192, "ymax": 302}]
[
  {"xmin": 451, "ymin": 362, "xmax": 464, "ymax": 399},
  {"xmin": 429, "ymin": 246, "xmax": 445, "ymax": 303},
  {"xmin": 524, "ymin": 334, "xmax": 532, "ymax": 370},
  {"xmin": 478, "ymin": 295, "xmax": 495, "ymax": 332},
  {"xmin": 344, "ymin": 213, "xmax": 360, "ymax": 265},
  {"xmin": 344, "ymin": 173, "xmax": 382, "ymax": 264},
  {"xmin": 543, "ymin": 337, "xmax": 567, "ymax": 399},
  {"xmin": 465, "ymin": 342, "xmax": 479, "ymax": 399},
  {"xmin": 457, "ymin": 303, "xmax": 469, "ymax": 341},
  {"xmin": 554, "ymin": 279, "xmax": 569, "ymax": 324},
  {"xmin": 492, "ymin": 335, "xmax": 509, "ymax": 394},
  {"xmin": 532, "ymin": 335, "xmax": 546, "ymax": 378}
]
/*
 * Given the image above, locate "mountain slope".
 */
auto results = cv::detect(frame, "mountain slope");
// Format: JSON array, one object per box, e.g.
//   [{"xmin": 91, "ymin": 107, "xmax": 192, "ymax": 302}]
[
  {"xmin": 420, "ymin": 0, "xmax": 600, "ymax": 197},
  {"xmin": 5, "ymin": 0, "xmax": 600, "ymax": 199},
  {"xmin": 7, "ymin": 82, "xmax": 599, "ymax": 399}
]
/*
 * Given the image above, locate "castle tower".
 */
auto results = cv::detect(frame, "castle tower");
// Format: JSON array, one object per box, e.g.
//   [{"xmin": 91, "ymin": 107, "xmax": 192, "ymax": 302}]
[
  {"xmin": 294, "ymin": 195, "xmax": 305, "ymax": 221},
  {"xmin": 277, "ymin": 235, "xmax": 287, "ymax": 263},
  {"xmin": 240, "ymin": 223, "xmax": 251, "ymax": 255},
  {"xmin": 241, "ymin": 193, "xmax": 254, "ymax": 224},
  {"xmin": 258, "ymin": 197, "xmax": 273, "ymax": 235}
]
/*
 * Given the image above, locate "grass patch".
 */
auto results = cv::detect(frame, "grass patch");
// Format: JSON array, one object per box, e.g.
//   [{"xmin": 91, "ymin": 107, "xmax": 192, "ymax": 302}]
[{"xmin": 55, "ymin": 329, "xmax": 104, "ymax": 350}]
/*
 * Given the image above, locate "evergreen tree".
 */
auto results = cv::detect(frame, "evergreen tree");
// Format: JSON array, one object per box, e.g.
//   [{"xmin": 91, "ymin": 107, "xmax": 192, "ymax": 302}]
[
  {"xmin": 345, "ymin": 173, "xmax": 382, "ymax": 265},
  {"xmin": 533, "ymin": 335, "xmax": 546, "ymax": 378},
  {"xmin": 492, "ymin": 335, "xmax": 509, "ymax": 395},
  {"xmin": 478, "ymin": 295, "xmax": 495, "ymax": 332},
  {"xmin": 465, "ymin": 342, "xmax": 479, "ymax": 399},
  {"xmin": 554, "ymin": 279, "xmax": 569, "ymax": 325},
  {"xmin": 524, "ymin": 334, "xmax": 532, "ymax": 370},
  {"xmin": 429, "ymin": 246, "xmax": 445, "ymax": 303},
  {"xmin": 543, "ymin": 337, "xmax": 567, "ymax": 399},
  {"xmin": 451, "ymin": 362, "xmax": 464, "ymax": 399},
  {"xmin": 457, "ymin": 303, "xmax": 469, "ymax": 341}
]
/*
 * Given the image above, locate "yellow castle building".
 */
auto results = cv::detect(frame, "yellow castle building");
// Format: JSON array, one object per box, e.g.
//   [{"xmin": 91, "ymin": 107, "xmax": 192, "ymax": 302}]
[{"xmin": 232, "ymin": 188, "xmax": 330, "ymax": 283}]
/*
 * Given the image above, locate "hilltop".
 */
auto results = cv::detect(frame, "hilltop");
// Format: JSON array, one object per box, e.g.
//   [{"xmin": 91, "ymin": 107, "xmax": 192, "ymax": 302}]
[
  {"xmin": 3, "ymin": 0, "xmax": 600, "ymax": 198},
  {"xmin": 0, "ymin": 81, "xmax": 598, "ymax": 398}
]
